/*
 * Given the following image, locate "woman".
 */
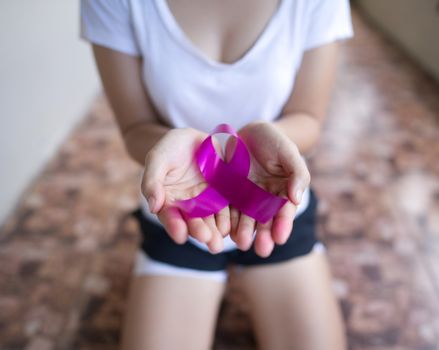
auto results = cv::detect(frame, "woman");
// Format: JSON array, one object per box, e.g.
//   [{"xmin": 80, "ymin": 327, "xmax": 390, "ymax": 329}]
[{"xmin": 80, "ymin": 0, "xmax": 353, "ymax": 348}]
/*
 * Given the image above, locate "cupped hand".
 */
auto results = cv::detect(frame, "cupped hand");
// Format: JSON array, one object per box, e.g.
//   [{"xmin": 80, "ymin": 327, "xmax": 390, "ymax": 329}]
[
  {"xmin": 141, "ymin": 128, "xmax": 230, "ymax": 253},
  {"xmin": 226, "ymin": 121, "xmax": 311, "ymax": 257}
]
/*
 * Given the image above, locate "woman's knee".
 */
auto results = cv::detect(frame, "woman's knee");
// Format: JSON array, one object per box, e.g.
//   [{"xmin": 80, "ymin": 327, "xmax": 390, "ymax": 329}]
[
  {"xmin": 237, "ymin": 251, "xmax": 346, "ymax": 350},
  {"xmin": 120, "ymin": 274, "xmax": 225, "ymax": 350}
]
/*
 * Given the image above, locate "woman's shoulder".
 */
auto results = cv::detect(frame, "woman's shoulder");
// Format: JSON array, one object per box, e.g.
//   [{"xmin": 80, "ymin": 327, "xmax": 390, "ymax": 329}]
[{"xmin": 80, "ymin": 0, "xmax": 153, "ymax": 57}]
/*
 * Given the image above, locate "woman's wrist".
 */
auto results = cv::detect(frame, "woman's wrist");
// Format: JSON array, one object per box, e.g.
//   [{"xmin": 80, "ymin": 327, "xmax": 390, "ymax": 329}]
[
  {"xmin": 237, "ymin": 114, "xmax": 321, "ymax": 156},
  {"xmin": 270, "ymin": 113, "xmax": 322, "ymax": 154},
  {"xmin": 123, "ymin": 122, "xmax": 170, "ymax": 166}
]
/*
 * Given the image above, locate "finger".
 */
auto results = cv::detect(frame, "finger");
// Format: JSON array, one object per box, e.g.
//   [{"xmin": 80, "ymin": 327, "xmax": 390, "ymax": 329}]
[
  {"xmin": 236, "ymin": 214, "xmax": 256, "ymax": 251},
  {"xmin": 254, "ymin": 219, "xmax": 275, "ymax": 258},
  {"xmin": 157, "ymin": 206, "xmax": 188, "ymax": 244},
  {"xmin": 229, "ymin": 206, "xmax": 240, "ymax": 242},
  {"xmin": 204, "ymin": 215, "xmax": 224, "ymax": 254},
  {"xmin": 141, "ymin": 150, "xmax": 168, "ymax": 213},
  {"xmin": 215, "ymin": 206, "xmax": 231, "ymax": 237},
  {"xmin": 271, "ymin": 201, "xmax": 297, "ymax": 245},
  {"xmin": 280, "ymin": 144, "xmax": 311, "ymax": 206},
  {"xmin": 206, "ymin": 232, "xmax": 224, "ymax": 254},
  {"xmin": 187, "ymin": 217, "xmax": 212, "ymax": 243},
  {"xmin": 202, "ymin": 215, "xmax": 223, "ymax": 253}
]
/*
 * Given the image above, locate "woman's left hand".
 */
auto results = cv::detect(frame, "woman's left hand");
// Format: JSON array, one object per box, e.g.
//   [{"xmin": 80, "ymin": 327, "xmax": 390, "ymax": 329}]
[{"xmin": 226, "ymin": 121, "xmax": 311, "ymax": 257}]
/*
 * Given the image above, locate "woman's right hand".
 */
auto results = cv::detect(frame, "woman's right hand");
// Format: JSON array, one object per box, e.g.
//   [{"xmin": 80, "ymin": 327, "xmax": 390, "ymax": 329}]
[{"xmin": 141, "ymin": 128, "xmax": 230, "ymax": 253}]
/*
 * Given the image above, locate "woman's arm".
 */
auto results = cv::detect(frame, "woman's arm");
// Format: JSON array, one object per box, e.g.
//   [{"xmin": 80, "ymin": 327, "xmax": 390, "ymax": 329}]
[
  {"xmin": 272, "ymin": 42, "xmax": 339, "ymax": 154},
  {"xmin": 92, "ymin": 45, "xmax": 170, "ymax": 166},
  {"xmin": 91, "ymin": 45, "xmax": 229, "ymax": 251},
  {"xmin": 231, "ymin": 42, "xmax": 339, "ymax": 255}
]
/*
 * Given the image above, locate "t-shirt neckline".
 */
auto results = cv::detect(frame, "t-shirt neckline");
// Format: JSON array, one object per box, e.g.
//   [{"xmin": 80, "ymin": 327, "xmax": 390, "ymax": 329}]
[{"xmin": 153, "ymin": 0, "xmax": 287, "ymax": 69}]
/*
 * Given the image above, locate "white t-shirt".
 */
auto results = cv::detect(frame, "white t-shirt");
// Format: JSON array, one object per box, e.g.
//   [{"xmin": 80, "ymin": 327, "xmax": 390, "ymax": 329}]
[{"xmin": 80, "ymin": 0, "xmax": 354, "ymax": 251}]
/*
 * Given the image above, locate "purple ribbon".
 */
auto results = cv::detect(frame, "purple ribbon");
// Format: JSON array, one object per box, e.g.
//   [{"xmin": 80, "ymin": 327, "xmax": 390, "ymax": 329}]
[{"xmin": 174, "ymin": 124, "xmax": 287, "ymax": 224}]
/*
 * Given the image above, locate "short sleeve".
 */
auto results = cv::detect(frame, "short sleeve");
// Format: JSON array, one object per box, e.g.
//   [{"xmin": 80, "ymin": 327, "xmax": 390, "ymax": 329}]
[
  {"xmin": 303, "ymin": 0, "xmax": 354, "ymax": 51},
  {"xmin": 80, "ymin": 0, "xmax": 140, "ymax": 56}
]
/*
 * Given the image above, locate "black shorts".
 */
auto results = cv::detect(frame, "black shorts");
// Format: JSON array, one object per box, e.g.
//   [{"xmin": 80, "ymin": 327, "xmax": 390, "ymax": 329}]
[{"xmin": 130, "ymin": 189, "xmax": 319, "ymax": 272}]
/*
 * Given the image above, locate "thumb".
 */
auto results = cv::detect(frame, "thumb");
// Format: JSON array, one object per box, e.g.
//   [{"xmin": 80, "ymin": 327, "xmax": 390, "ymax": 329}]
[
  {"xmin": 281, "ymin": 145, "xmax": 311, "ymax": 206},
  {"xmin": 287, "ymin": 176, "xmax": 306, "ymax": 206},
  {"xmin": 141, "ymin": 178, "xmax": 165, "ymax": 214},
  {"xmin": 141, "ymin": 151, "xmax": 167, "ymax": 213}
]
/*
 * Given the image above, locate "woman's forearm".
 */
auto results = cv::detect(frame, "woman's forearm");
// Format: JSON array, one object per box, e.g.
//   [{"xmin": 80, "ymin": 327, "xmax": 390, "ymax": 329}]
[
  {"xmin": 271, "ymin": 113, "xmax": 322, "ymax": 155},
  {"xmin": 122, "ymin": 122, "xmax": 171, "ymax": 166}
]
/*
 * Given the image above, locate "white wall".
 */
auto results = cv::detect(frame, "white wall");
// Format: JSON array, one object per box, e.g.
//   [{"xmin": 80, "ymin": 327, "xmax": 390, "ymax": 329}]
[
  {"xmin": 356, "ymin": 0, "xmax": 439, "ymax": 82},
  {"xmin": 0, "ymin": 1, "xmax": 100, "ymax": 224}
]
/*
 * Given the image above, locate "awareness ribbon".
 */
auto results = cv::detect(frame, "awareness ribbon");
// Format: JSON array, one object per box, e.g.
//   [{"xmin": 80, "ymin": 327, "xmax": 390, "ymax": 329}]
[{"xmin": 174, "ymin": 124, "xmax": 287, "ymax": 224}]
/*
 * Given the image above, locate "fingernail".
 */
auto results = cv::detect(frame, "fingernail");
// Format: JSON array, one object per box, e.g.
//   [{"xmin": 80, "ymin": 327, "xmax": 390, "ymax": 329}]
[{"xmin": 295, "ymin": 189, "xmax": 303, "ymax": 203}]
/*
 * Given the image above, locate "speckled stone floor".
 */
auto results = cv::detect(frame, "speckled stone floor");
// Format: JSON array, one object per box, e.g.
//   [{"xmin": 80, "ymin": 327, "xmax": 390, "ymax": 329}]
[{"xmin": 1, "ymin": 8, "xmax": 439, "ymax": 350}]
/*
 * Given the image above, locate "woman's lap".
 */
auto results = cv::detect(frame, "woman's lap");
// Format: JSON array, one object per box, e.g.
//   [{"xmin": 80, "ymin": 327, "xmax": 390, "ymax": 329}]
[
  {"xmin": 125, "ymin": 244, "xmax": 343, "ymax": 350},
  {"xmin": 124, "ymin": 189, "xmax": 346, "ymax": 349},
  {"xmin": 132, "ymin": 248, "xmax": 228, "ymax": 282},
  {"xmin": 132, "ymin": 241, "xmax": 326, "ymax": 282},
  {"xmin": 130, "ymin": 188, "xmax": 321, "ymax": 278}
]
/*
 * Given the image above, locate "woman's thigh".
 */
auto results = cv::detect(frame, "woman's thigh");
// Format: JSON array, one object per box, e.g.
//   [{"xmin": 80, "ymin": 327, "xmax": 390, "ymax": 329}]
[
  {"xmin": 120, "ymin": 273, "xmax": 226, "ymax": 350},
  {"xmin": 237, "ymin": 250, "xmax": 346, "ymax": 350}
]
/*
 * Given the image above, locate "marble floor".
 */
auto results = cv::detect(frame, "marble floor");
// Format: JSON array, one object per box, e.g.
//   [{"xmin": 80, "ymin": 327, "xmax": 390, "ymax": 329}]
[{"xmin": 1, "ymin": 8, "xmax": 439, "ymax": 350}]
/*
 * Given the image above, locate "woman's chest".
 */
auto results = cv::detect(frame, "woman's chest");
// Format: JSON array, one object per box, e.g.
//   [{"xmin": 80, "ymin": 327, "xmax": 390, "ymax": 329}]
[
  {"xmin": 164, "ymin": 0, "xmax": 281, "ymax": 65},
  {"xmin": 134, "ymin": 0, "xmax": 306, "ymax": 129}
]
